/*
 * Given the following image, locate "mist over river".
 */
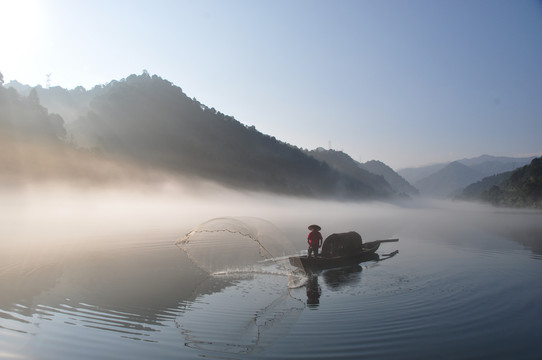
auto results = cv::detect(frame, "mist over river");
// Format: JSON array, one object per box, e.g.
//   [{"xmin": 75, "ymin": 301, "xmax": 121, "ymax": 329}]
[{"xmin": 1, "ymin": 186, "xmax": 541, "ymax": 359}]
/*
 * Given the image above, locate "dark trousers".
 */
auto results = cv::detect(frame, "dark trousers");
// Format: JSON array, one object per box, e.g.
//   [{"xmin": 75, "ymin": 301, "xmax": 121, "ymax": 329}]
[{"xmin": 308, "ymin": 245, "xmax": 319, "ymax": 257}]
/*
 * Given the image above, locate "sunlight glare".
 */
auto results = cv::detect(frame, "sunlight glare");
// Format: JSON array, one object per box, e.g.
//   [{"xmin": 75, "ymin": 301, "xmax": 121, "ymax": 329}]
[{"xmin": 0, "ymin": 0, "xmax": 44, "ymax": 76}]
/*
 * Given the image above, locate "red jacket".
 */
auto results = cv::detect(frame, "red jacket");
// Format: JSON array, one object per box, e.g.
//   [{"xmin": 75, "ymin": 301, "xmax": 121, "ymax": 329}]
[{"xmin": 307, "ymin": 231, "xmax": 322, "ymax": 247}]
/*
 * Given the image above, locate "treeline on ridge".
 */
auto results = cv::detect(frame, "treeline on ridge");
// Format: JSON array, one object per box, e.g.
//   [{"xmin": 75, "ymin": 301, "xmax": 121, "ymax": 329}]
[
  {"xmin": 0, "ymin": 71, "xmax": 393, "ymax": 199},
  {"xmin": 461, "ymin": 157, "xmax": 542, "ymax": 208}
]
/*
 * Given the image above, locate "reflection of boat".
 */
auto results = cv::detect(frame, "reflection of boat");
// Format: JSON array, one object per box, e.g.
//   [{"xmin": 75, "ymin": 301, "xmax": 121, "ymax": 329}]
[
  {"xmin": 289, "ymin": 233, "xmax": 398, "ymax": 272},
  {"xmin": 322, "ymin": 265, "xmax": 363, "ymax": 290}
]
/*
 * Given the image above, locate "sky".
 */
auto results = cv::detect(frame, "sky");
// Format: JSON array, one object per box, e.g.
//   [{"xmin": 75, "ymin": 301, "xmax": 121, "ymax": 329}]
[{"xmin": 1, "ymin": 0, "xmax": 541, "ymax": 170}]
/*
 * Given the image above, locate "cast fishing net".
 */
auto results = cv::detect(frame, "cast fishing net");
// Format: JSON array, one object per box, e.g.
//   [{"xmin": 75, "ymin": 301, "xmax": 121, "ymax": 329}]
[{"xmin": 176, "ymin": 216, "xmax": 297, "ymax": 275}]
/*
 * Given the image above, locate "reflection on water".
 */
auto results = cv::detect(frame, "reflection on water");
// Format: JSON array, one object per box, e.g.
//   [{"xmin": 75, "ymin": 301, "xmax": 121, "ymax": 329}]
[
  {"xmin": 498, "ymin": 227, "xmax": 542, "ymax": 257},
  {"xmin": 322, "ymin": 265, "xmax": 363, "ymax": 291},
  {"xmin": 0, "ymin": 229, "xmax": 306, "ymax": 358},
  {"xmin": 1, "ymin": 198, "xmax": 542, "ymax": 359},
  {"xmin": 307, "ymin": 251, "xmax": 399, "ymax": 308},
  {"xmin": 178, "ymin": 273, "xmax": 304, "ymax": 355},
  {"xmin": 0, "ymin": 238, "xmax": 214, "ymax": 343},
  {"xmin": 306, "ymin": 275, "xmax": 321, "ymax": 308}
]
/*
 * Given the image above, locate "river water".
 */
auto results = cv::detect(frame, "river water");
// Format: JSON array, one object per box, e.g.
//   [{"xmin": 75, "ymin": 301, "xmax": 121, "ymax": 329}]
[{"xmin": 1, "ymin": 190, "xmax": 541, "ymax": 359}]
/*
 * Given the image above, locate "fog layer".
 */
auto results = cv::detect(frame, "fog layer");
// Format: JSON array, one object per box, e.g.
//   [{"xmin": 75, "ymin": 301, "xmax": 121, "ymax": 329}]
[{"xmin": 2, "ymin": 183, "xmax": 541, "ymax": 258}]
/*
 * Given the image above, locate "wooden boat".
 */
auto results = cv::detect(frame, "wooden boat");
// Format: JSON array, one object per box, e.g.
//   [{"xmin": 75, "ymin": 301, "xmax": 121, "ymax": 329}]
[{"xmin": 289, "ymin": 238, "xmax": 398, "ymax": 272}]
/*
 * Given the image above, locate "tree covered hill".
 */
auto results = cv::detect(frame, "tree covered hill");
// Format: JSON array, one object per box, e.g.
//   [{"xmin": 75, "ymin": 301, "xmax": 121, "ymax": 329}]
[
  {"xmin": 360, "ymin": 160, "xmax": 418, "ymax": 196},
  {"xmin": 5, "ymin": 80, "xmax": 98, "ymax": 125},
  {"xmin": 461, "ymin": 157, "xmax": 542, "ymax": 208},
  {"xmin": 70, "ymin": 73, "xmax": 392, "ymax": 198},
  {"xmin": 306, "ymin": 148, "xmax": 393, "ymax": 197},
  {"xmin": 1, "ymin": 72, "xmax": 394, "ymax": 199},
  {"xmin": 306, "ymin": 148, "xmax": 419, "ymax": 197},
  {"xmin": 0, "ymin": 81, "xmax": 66, "ymax": 144},
  {"xmin": 0, "ymin": 75, "xmax": 167, "ymax": 186}
]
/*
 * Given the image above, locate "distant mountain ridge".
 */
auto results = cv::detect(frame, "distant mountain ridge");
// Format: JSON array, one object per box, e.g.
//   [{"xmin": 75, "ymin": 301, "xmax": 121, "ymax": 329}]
[
  {"xmin": 306, "ymin": 148, "xmax": 418, "ymax": 197},
  {"xmin": 397, "ymin": 163, "xmax": 448, "ymax": 184},
  {"xmin": 399, "ymin": 155, "xmax": 536, "ymax": 198},
  {"xmin": 414, "ymin": 161, "xmax": 483, "ymax": 198},
  {"xmin": 306, "ymin": 148, "xmax": 392, "ymax": 197},
  {"xmin": 458, "ymin": 154, "xmax": 536, "ymax": 176},
  {"xmin": 4, "ymin": 72, "xmax": 534, "ymax": 203},
  {"xmin": 360, "ymin": 160, "xmax": 419, "ymax": 196}
]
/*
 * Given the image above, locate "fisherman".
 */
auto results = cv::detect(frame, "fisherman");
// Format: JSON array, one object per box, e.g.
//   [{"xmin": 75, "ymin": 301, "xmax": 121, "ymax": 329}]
[{"xmin": 307, "ymin": 224, "xmax": 323, "ymax": 258}]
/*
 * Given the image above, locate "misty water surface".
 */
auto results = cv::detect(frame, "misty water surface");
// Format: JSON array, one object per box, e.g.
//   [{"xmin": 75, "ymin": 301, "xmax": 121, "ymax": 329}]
[{"xmin": 1, "ymin": 186, "xmax": 541, "ymax": 359}]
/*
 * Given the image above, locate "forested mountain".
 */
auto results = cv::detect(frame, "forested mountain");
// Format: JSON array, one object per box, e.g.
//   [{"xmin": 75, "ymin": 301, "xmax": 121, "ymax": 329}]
[
  {"xmin": 305, "ymin": 148, "xmax": 393, "ymax": 197},
  {"xmin": 0, "ymin": 81, "xmax": 66, "ymax": 144},
  {"xmin": 0, "ymin": 74, "xmax": 162, "ymax": 185},
  {"xmin": 306, "ymin": 149, "xmax": 418, "ymax": 197},
  {"xmin": 5, "ymin": 80, "xmax": 97, "ymax": 124},
  {"xmin": 1, "ymin": 72, "xmax": 394, "ymax": 199},
  {"xmin": 2, "ymin": 71, "xmax": 538, "ymax": 205},
  {"xmin": 360, "ymin": 160, "xmax": 418, "ymax": 196},
  {"xmin": 461, "ymin": 157, "xmax": 542, "ymax": 208},
  {"xmin": 461, "ymin": 172, "xmax": 513, "ymax": 199}
]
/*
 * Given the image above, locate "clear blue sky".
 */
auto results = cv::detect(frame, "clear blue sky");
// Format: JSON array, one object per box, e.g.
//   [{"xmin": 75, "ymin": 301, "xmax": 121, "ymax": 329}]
[{"xmin": 1, "ymin": 0, "xmax": 541, "ymax": 169}]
